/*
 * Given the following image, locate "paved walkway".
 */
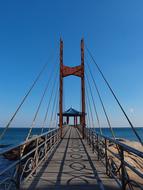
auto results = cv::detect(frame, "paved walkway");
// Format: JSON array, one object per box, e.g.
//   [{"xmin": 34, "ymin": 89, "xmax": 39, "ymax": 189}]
[{"xmin": 21, "ymin": 127, "xmax": 120, "ymax": 190}]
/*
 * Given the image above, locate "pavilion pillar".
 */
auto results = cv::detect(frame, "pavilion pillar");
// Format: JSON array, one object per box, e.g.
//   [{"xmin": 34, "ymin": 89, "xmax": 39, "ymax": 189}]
[
  {"xmin": 75, "ymin": 116, "xmax": 77, "ymax": 127},
  {"xmin": 74, "ymin": 116, "xmax": 76, "ymax": 127},
  {"xmin": 80, "ymin": 116, "xmax": 82, "ymax": 125},
  {"xmin": 66, "ymin": 116, "xmax": 69, "ymax": 125}
]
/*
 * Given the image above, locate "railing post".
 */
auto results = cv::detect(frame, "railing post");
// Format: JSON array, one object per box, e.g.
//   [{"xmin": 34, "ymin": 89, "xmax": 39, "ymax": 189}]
[
  {"xmin": 44, "ymin": 134, "xmax": 47, "ymax": 160},
  {"xmin": 35, "ymin": 138, "xmax": 39, "ymax": 173},
  {"xmin": 51, "ymin": 130, "xmax": 53, "ymax": 146},
  {"xmin": 57, "ymin": 129, "xmax": 59, "ymax": 142},
  {"xmin": 97, "ymin": 134, "xmax": 100, "ymax": 160},
  {"xmin": 56, "ymin": 129, "xmax": 58, "ymax": 143},
  {"xmin": 53, "ymin": 131, "xmax": 55, "ymax": 146},
  {"xmin": 105, "ymin": 139, "xmax": 108, "ymax": 175},
  {"xmin": 86, "ymin": 128, "xmax": 88, "ymax": 143},
  {"xmin": 86, "ymin": 129, "xmax": 89, "ymax": 144},
  {"xmin": 84, "ymin": 127, "xmax": 86, "ymax": 139},
  {"xmin": 17, "ymin": 146, "xmax": 22, "ymax": 189},
  {"xmin": 92, "ymin": 131, "xmax": 94, "ymax": 152},
  {"xmin": 89, "ymin": 129, "xmax": 91, "ymax": 146},
  {"xmin": 58, "ymin": 128, "xmax": 60, "ymax": 141},
  {"xmin": 49, "ymin": 131, "xmax": 52, "ymax": 149},
  {"xmin": 55, "ymin": 129, "xmax": 57, "ymax": 143},
  {"xmin": 86, "ymin": 128, "xmax": 88, "ymax": 140},
  {"xmin": 54, "ymin": 130, "xmax": 56, "ymax": 144},
  {"xmin": 120, "ymin": 147, "xmax": 126, "ymax": 190}
]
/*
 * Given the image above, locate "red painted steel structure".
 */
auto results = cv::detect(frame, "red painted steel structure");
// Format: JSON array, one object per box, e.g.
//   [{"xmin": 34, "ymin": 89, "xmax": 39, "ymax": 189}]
[{"xmin": 59, "ymin": 39, "xmax": 86, "ymax": 138}]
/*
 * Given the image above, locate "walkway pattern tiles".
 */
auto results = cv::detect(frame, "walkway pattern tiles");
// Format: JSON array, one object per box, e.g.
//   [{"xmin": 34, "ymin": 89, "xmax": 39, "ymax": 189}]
[{"xmin": 21, "ymin": 127, "xmax": 120, "ymax": 190}]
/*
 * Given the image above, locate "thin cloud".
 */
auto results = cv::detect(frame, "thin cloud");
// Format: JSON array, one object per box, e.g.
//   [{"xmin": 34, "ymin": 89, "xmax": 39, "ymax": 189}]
[{"xmin": 130, "ymin": 108, "xmax": 134, "ymax": 114}]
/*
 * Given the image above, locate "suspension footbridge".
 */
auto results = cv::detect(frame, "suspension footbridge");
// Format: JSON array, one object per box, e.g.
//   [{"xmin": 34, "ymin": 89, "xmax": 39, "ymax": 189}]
[{"xmin": 0, "ymin": 39, "xmax": 143, "ymax": 190}]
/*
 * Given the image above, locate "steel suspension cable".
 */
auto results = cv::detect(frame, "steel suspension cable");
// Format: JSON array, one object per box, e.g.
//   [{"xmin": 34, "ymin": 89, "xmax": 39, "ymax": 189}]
[
  {"xmin": 85, "ymin": 45, "xmax": 143, "ymax": 145},
  {"xmin": 85, "ymin": 66, "xmax": 122, "ymax": 155},
  {"xmin": 85, "ymin": 73, "xmax": 102, "ymax": 135},
  {"xmin": 85, "ymin": 92, "xmax": 91, "ymax": 129},
  {"xmin": 85, "ymin": 83, "xmax": 92, "ymax": 129},
  {"xmin": 26, "ymin": 63, "xmax": 59, "ymax": 140},
  {"xmin": 49, "ymin": 83, "xmax": 59, "ymax": 129},
  {"xmin": 55, "ymin": 107, "xmax": 59, "ymax": 129},
  {"xmin": 53, "ymin": 91, "xmax": 59, "ymax": 130},
  {"xmin": 85, "ymin": 63, "xmax": 116, "ymax": 140},
  {"xmin": 53, "ymin": 94, "xmax": 59, "ymax": 128},
  {"xmin": 41, "ymin": 72, "xmax": 59, "ymax": 134},
  {"xmin": 51, "ymin": 94, "xmax": 59, "ymax": 128},
  {"xmin": 0, "ymin": 62, "xmax": 49, "ymax": 140},
  {"xmin": 85, "ymin": 83, "xmax": 95, "ymax": 130},
  {"xmin": 86, "ymin": 108, "xmax": 90, "ymax": 129}
]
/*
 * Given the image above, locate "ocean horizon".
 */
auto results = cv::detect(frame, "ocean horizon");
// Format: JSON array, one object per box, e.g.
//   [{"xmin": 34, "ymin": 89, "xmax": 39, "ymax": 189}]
[{"xmin": 0, "ymin": 127, "xmax": 143, "ymax": 149}]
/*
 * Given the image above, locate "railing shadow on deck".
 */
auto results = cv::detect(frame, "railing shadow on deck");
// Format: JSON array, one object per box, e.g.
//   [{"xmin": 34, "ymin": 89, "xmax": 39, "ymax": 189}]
[
  {"xmin": 21, "ymin": 127, "xmax": 120, "ymax": 190},
  {"xmin": 77, "ymin": 129, "xmax": 105, "ymax": 190},
  {"xmin": 80, "ymin": 127, "xmax": 143, "ymax": 190},
  {"xmin": 55, "ymin": 127, "xmax": 71, "ymax": 186},
  {"xmin": 0, "ymin": 127, "xmax": 68, "ymax": 190},
  {"xmin": 23, "ymin": 127, "xmax": 70, "ymax": 190}
]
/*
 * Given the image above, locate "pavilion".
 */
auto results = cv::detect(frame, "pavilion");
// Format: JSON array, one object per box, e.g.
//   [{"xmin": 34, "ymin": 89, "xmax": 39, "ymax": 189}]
[{"xmin": 58, "ymin": 107, "xmax": 84, "ymax": 126}]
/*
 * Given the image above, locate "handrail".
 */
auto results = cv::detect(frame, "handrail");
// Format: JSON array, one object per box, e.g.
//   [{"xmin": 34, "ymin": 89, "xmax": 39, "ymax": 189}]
[
  {"xmin": 0, "ymin": 126, "xmax": 67, "ymax": 189},
  {"xmin": 0, "ymin": 128, "xmax": 57, "ymax": 155},
  {"xmin": 91, "ymin": 128, "xmax": 143, "ymax": 157},
  {"xmin": 83, "ymin": 127, "xmax": 143, "ymax": 190}
]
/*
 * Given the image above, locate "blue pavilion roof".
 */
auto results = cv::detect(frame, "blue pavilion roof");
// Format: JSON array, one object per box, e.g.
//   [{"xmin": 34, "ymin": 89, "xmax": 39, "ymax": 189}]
[{"xmin": 62, "ymin": 107, "xmax": 82, "ymax": 116}]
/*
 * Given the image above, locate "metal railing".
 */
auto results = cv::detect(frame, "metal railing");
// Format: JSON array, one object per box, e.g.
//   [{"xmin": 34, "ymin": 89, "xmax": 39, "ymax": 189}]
[
  {"xmin": 0, "ymin": 127, "xmax": 64, "ymax": 190},
  {"xmin": 84, "ymin": 127, "xmax": 143, "ymax": 190}
]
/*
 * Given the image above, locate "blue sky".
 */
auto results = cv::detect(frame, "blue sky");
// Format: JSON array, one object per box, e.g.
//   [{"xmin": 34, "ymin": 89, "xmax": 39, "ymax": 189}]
[{"xmin": 0, "ymin": 0, "xmax": 143, "ymax": 127}]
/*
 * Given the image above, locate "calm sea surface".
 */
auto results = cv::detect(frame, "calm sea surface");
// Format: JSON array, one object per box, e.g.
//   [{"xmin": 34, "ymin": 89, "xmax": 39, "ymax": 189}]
[
  {"xmin": 95, "ymin": 127, "xmax": 143, "ymax": 141},
  {"xmin": 0, "ymin": 127, "xmax": 143, "ymax": 148},
  {"xmin": 0, "ymin": 127, "xmax": 52, "ymax": 147}
]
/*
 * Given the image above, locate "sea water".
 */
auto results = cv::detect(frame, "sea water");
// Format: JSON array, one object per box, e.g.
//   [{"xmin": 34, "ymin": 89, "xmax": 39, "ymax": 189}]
[
  {"xmin": 94, "ymin": 127, "xmax": 143, "ymax": 141},
  {"xmin": 0, "ymin": 127, "xmax": 52, "ymax": 147},
  {"xmin": 0, "ymin": 127, "xmax": 143, "ymax": 148}
]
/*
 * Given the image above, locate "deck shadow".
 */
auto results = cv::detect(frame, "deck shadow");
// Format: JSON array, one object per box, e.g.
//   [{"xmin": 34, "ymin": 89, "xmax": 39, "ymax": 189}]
[
  {"xmin": 20, "ymin": 128, "xmax": 70, "ymax": 189},
  {"xmin": 21, "ymin": 127, "xmax": 121, "ymax": 190}
]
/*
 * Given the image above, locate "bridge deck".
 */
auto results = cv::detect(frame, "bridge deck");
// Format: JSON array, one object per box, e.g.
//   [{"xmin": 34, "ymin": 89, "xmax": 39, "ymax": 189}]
[{"xmin": 21, "ymin": 127, "xmax": 120, "ymax": 190}]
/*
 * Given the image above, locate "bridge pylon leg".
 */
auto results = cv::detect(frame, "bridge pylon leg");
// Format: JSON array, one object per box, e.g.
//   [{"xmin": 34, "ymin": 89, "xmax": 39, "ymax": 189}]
[
  {"xmin": 59, "ymin": 39, "xmax": 63, "ymax": 139},
  {"xmin": 81, "ymin": 39, "xmax": 85, "ymax": 139}
]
